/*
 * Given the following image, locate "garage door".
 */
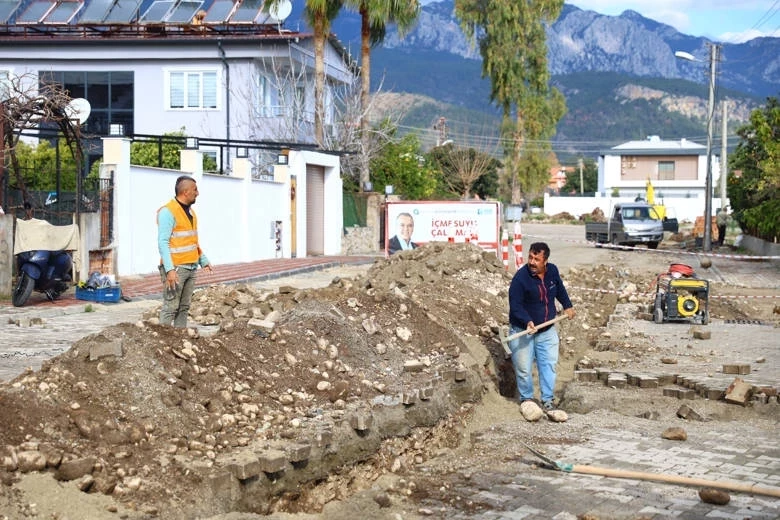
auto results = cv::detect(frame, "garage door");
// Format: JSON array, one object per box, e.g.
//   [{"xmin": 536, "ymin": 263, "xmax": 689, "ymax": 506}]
[{"xmin": 306, "ymin": 165, "xmax": 325, "ymax": 255}]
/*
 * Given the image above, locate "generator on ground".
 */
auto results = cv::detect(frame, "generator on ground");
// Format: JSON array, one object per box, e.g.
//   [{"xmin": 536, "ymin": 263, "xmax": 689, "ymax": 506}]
[{"xmin": 653, "ymin": 263, "xmax": 709, "ymax": 324}]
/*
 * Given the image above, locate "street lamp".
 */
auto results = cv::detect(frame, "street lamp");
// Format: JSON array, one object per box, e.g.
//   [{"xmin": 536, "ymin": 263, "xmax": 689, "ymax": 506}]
[{"xmin": 675, "ymin": 44, "xmax": 719, "ymax": 252}]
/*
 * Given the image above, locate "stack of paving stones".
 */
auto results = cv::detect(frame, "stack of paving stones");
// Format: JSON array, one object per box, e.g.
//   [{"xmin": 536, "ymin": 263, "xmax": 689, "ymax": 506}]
[
  {"xmin": 574, "ymin": 362, "xmax": 779, "ymax": 406},
  {"xmin": 574, "ymin": 301, "xmax": 779, "ymax": 407}
]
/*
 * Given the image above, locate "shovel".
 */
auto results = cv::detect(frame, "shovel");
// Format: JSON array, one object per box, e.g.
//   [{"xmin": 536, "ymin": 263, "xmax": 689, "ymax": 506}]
[
  {"xmin": 498, "ymin": 314, "xmax": 570, "ymax": 358},
  {"xmin": 522, "ymin": 442, "xmax": 780, "ymax": 498}
]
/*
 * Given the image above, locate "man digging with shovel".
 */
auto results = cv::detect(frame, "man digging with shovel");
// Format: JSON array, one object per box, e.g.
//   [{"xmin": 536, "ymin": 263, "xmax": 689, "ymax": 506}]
[{"xmin": 508, "ymin": 242, "xmax": 575, "ymax": 422}]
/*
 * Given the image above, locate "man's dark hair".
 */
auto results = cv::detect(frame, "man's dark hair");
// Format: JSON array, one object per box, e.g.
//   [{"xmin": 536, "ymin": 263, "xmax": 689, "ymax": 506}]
[
  {"xmin": 175, "ymin": 175, "xmax": 195, "ymax": 196},
  {"xmin": 397, "ymin": 212, "xmax": 413, "ymax": 222},
  {"xmin": 529, "ymin": 242, "xmax": 550, "ymax": 260}
]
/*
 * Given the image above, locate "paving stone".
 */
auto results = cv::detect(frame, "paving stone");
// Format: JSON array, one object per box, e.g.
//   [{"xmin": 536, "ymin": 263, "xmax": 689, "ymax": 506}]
[
  {"xmin": 723, "ymin": 364, "xmax": 751, "ymax": 375},
  {"xmin": 607, "ymin": 373, "xmax": 627, "ymax": 389},
  {"xmin": 285, "ymin": 443, "xmax": 311, "ymax": 463},
  {"xmin": 402, "ymin": 390, "xmax": 418, "ymax": 405},
  {"xmin": 595, "ymin": 367, "xmax": 611, "ymax": 381},
  {"xmin": 223, "ymin": 452, "xmax": 260, "ymax": 480},
  {"xmin": 724, "ymin": 377, "xmax": 752, "ymax": 405},
  {"xmin": 349, "ymin": 411, "xmax": 373, "ymax": 431},
  {"xmin": 703, "ymin": 386, "xmax": 724, "ymax": 400},
  {"xmin": 88, "ymin": 339, "xmax": 123, "ymax": 361},
  {"xmin": 638, "ymin": 375, "xmax": 658, "ymax": 388},
  {"xmin": 663, "ymin": 386, "xmax": 681, "ymax": 398},
  {"xmin": 256, "ymin": 448, "xmax": 286, "ymax": 474},
  {"xmin": 574, "ymin": 369, "xmax": 598, "ymax": 382}
]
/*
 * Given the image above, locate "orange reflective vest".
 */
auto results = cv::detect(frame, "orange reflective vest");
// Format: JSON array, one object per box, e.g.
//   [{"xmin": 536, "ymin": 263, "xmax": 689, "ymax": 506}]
[{"xmin": 158, "ymin": 199, "xmax": 201, "ymax": 267}]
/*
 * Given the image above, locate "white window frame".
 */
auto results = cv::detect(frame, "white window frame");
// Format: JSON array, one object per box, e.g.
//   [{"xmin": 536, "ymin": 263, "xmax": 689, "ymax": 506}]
[
  {"xmin": 255, "ymin": 74, "xmax": 283, "ymax": 117},
  {"xmin": 165, "ymin": 68, "xmax": 220, "ymax": 110}
]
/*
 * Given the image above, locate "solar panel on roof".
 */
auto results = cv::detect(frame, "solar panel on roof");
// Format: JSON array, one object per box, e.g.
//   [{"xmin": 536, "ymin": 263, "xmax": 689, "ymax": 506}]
[
  {"xmin": 78, "ymin": 0, "xmax": 113, "ymax": 22},
  {"xmin": 104, "ymin": 0, "xmax": 142, "ymax": 22},
  {"xmin": 45, "ymin": 1, "xmax": 81, "ymax": 23},
  {"xmin": 230, "ymin": 0, "xmax": 262, "ymax": 23},
  {"xmin": 166, "ymin": 0, "xmax": 201, "ymax": 23},
  {"xmin": 0, "ymin": 0, "xmax": 19, "ymax": 23},
  {"xmin": 139, "ymin": 0, "xmax": 172, "ymax": 21},
  {"xmin": 16, "ymin": 0, "xmax": 55, "ymax": 23},
  {"xmin": 203, "ymin": 0, "xmax": 231, "ymax": 22}
]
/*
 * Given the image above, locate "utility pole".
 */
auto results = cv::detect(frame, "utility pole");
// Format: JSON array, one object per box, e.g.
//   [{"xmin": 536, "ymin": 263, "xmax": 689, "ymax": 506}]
[
  {"xmin": 434, "ymin": 117, "xmax": 446, "ymax": 147},
  {"xmin": 702, "ymin": 43, "xmax": 719, "ymax": 252},
  {"xmin": 720, "ymin": 99, "xmax": 728, "ymax": 205},
  {"xmin": 578, "ymin": 158, "xmax": 584, "ymax": 194}
]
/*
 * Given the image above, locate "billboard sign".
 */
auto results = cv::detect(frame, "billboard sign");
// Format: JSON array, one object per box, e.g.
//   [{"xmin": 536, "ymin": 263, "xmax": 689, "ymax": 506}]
[{"xmin": 385, "ymin": 201, "xmax": 501, "ymax": 257}]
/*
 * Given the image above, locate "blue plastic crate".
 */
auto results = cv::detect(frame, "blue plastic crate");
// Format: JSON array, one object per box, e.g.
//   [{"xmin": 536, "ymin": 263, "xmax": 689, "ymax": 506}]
[{"xmin": 75, "ymin": 285, "xmax": 122, "ymax": 303}]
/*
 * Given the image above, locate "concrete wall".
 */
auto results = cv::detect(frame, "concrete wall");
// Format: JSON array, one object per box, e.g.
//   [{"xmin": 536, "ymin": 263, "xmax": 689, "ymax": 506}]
[
  {"xmin": 739, "ymin": 235, "xmax": 780, "ymax": 257},
  {"xmin": 103, "ymin": 137, "xmax": 343, "ymax": 278}
]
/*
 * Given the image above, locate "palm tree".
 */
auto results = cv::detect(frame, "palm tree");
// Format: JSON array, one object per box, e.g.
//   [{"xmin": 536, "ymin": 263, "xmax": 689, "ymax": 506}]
[
  {"xmin": 345, "ymin": 0, "xmax": 419, "ymax": 191},
  {"xmin": 303, "ymin": 0, "xmax": 344, "ymax": 147}
]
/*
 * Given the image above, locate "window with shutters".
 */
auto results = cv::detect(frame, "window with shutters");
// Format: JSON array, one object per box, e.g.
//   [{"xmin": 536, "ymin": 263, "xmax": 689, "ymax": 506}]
[
  {"xmin": 658, "ymin": 161, "xmax": 675, "ymax": 180},
  {"xmin": 166, "ymin": 69, "xmax": 219, "ymax": 110}
]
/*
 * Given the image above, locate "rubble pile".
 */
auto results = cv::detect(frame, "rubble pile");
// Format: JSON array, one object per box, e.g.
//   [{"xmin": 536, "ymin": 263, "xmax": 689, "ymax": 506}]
[
  {"xmin": 0, "ymin": 242, "xmax": 775, "ymax": 519},
  {"xmin": 0, "ymin": 243, "xmax": 519, "ymax": 518}
]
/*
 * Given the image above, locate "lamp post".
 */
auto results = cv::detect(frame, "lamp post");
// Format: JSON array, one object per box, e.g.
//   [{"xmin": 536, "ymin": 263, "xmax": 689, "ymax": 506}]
[{"xmin": 675, "ymin": 43, "xmax": 719, "ymax": 252}]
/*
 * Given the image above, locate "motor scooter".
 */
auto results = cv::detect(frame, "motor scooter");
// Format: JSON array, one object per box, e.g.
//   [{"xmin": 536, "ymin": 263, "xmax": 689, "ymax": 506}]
[{"xmin": 12, "ymin": 249, "xmax": 73, "ymax": 307}]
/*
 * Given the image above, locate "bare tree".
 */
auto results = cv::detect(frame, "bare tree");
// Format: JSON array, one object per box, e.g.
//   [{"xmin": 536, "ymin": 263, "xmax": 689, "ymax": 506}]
[
  {"xmin": 430, "ymin": 121, "xmax": 501, "ymax": 199},
  {"xmin": 325, "ymin": 73, "xmax": 408, "ymax": 190},
  {"xmin": 228, "ymin": 52, "xmax": 316, "ymax": 178},
  {"xmin": 0, "ymin": 73, "xmax": 83, "ymax": 206},
  {"xmin": 230, "ymin": 55, "xmax": 405, "ymax": 190}
]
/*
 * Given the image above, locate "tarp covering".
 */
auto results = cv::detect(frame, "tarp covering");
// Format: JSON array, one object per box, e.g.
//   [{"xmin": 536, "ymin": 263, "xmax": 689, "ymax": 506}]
[{"xmin": 14, "ymin": 218, "xmax": 80, "ymax": 256}]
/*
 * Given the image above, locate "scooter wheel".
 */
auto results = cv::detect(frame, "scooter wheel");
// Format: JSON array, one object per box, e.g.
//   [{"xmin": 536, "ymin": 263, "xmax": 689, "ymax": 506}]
[{"xmin": 12, "ymin": 273, "xmax": 35, "ymax": 307}]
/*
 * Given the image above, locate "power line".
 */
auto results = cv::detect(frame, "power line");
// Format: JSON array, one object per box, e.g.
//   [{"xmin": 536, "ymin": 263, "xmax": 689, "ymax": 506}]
[
  {"xmin": 750, "ymin": 0, "xmax": 780, "ymax": 31},
  {"xmin": 394, "ymin": 122, "xmax": 743, "ymax": 154}
]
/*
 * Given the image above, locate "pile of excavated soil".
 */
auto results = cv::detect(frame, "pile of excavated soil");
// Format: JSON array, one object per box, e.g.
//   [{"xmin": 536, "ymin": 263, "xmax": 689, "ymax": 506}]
[{"xmin": 0, "ymin": 241, "xmax": 776, "ymax": 519}]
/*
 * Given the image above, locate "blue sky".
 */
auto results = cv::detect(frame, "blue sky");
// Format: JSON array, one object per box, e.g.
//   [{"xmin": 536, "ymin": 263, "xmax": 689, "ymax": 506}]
[{"xmin": 567, "ymin": 0, "xmax": 780, "ymax": 43}]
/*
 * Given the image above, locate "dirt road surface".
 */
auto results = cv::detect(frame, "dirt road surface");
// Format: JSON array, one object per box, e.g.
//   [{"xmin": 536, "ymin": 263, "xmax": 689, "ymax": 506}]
[{"xmin": 0, "ymin": 223, "xmax": 777, "ymax": 520}]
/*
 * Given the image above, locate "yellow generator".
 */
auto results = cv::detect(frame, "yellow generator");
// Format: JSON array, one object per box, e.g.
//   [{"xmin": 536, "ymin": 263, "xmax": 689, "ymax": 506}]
[{"xmin": 653, "ymin": 265, "xmax": 709, "ymax": 325}]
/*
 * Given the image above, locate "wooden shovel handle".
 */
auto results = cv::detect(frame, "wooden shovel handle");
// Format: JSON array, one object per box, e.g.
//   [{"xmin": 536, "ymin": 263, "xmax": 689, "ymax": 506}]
[
  {"xmin": 505, "ymin": 314, "xmax": 569, "ymax": 343},
  {"xmin": 501, "ymin": 314, "xmax": 570, "ymax": 357},
  {"xmin": 568, "ymin": 464, "xmax": 780, "ymax": 498}
]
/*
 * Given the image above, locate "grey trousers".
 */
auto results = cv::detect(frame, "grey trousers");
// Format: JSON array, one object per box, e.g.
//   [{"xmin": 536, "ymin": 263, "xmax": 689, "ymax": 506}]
[{"xmin": 159, "ymin": 265, "xmax": 197, "ymax": 327}]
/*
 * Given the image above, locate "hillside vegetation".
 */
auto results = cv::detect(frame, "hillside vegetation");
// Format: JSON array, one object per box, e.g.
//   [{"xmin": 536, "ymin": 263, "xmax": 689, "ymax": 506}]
[{"xmin": 372, "ymin": 52, "xmax": 762, "ymax": 161}]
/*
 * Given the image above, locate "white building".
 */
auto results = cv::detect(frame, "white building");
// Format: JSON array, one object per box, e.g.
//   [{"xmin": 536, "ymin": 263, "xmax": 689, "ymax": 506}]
[
  {"xmin": 544, "ymin": 136, "xmax": 725, "ymax": 222},
  {"xmin": 0, "ymin": 0, "xmax": 358, "ymax": 278},
  {"xmin": 598, "ymin": 135, "xmax": 721, "ymax": 204}
]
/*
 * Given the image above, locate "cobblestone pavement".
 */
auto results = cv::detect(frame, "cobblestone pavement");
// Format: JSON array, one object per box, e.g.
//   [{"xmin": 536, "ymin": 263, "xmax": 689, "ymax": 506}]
[{"xmin": 424, "ymin": 423, "xmax": 780, "ymax": 519}]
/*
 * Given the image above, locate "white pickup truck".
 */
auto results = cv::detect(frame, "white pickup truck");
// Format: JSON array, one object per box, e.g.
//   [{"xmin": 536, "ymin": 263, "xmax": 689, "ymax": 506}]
[{"xmin": 585, "ymin": 203, "xmax": 664, "ymax": 249}]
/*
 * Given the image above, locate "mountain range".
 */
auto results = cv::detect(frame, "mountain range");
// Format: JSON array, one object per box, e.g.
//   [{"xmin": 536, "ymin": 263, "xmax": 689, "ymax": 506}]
[{"xmin": 290, "ymin": 1, "xmax": 780, "ymax": 159}]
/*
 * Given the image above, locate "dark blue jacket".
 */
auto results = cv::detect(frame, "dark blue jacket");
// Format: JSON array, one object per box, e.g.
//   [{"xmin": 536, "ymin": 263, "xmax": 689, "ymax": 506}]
[{"xmin": 509, "ymin": 263, "xmax": 572, "ymax": 331}]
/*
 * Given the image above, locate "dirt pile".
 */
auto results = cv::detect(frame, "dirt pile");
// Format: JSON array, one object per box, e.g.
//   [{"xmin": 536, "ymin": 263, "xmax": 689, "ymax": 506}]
[
  {"xmin": 0, "ymin": 242, "xmax": 775, "ymax": 519},
  {"xmin": 0, "ymin": 243, "xmax": 513, "ymax": 518}
]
